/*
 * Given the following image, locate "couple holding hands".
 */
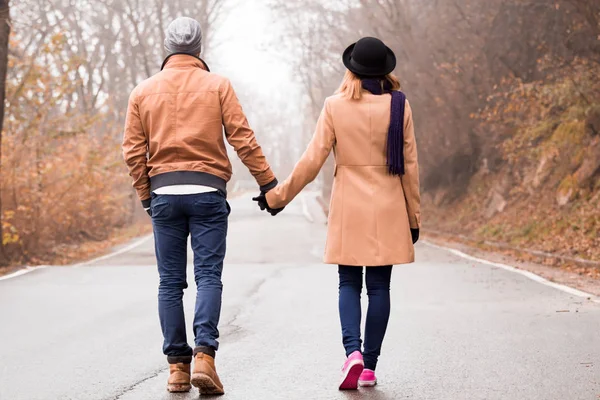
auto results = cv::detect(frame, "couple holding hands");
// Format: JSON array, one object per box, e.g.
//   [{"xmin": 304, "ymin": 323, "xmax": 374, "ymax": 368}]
[{"xmin": 123, "ymin": 17, "xmax": 420, "ymax": 395}]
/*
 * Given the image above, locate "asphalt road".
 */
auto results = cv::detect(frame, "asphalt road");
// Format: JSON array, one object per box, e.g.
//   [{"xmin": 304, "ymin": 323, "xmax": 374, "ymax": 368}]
[{"xmin": 1, "ymin": 193, "xmax": 599, "ymax": 400}]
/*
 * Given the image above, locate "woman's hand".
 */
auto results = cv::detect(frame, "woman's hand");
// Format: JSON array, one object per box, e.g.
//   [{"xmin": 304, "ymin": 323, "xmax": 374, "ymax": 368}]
[
  {"xmin": 252, "ymin": 193, "xmax": 285, "ymax": 216},
  {"xmin": 410, "ymin": 228, "xmax": 419, "ymax": 244}
]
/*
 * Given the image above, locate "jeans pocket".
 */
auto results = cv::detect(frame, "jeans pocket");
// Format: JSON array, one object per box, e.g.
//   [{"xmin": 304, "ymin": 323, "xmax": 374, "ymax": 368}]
[
  {"xmin": 193, "ymin": 192, "xmax": 226, "ymax": 210},
  {"xmin": 151, "ymin": 197, "xmax": 171, "ymax": 218}
]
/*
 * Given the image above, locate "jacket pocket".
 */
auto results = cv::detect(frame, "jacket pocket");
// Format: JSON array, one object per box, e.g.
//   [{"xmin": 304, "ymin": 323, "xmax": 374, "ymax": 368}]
[{"xmin": 413, "ymin": 212, "xmax": 421, "ymax": 228}]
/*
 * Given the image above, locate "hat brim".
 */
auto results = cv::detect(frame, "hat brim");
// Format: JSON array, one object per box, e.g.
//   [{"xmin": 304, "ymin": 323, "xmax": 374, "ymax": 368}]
[{"xmin": 342, "ymin": 43, "xmax": 397, "ymax": 77}]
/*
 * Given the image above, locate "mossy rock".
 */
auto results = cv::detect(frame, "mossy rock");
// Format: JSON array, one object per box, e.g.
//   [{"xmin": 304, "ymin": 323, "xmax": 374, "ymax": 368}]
[
  {"xmin": 530, "ymin": 119, "xmax": 559, "ymax": 143},
  {"xmin": 556, "ymin": 175, "xmax": 578, "ymax": 206},
  {"xmin": 585, "ymin": 105, "xmax": 600, "ymax": 137},
  {"xmin": 558, "ymin": 174, "xmax": 578, "ymax": 191},
  {"xmin": 550, "ymin": 120, "xmax": 586, "ymax": 146},
  {"xmin": 477, "ymin": 223, "xmax": 504, "ymax": 238}
]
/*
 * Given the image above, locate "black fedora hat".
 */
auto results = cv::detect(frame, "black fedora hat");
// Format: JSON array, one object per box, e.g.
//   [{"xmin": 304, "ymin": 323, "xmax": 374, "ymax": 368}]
[{"xmin": 343, "ymin": 37, "xmax": 396, "ymax": 77}]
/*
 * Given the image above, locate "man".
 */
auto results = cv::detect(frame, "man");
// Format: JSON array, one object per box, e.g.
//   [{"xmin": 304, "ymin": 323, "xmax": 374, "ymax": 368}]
[{"xmin": 122, "ymin": 17, "xmax": 277, "ymax": 395}]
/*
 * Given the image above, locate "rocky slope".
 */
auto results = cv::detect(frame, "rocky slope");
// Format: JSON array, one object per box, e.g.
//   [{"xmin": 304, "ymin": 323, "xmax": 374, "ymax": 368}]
[{"xmin": 424, "ymin": 63, "xmax": 600, "ymax": 265}]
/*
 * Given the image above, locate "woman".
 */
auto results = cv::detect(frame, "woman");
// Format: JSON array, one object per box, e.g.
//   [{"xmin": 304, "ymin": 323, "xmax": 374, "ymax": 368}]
[{"xmin": 255, "ymin": 37, "xmax": 421, "ymax": 390}]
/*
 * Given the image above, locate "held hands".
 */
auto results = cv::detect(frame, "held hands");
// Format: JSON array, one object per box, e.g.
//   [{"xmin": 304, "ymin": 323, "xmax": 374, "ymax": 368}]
[
  {"xmin": 410, "ymin": 228, "xmax": 419, "ymax": 244},
  {"xmin": 253, "ymin": 178, "xmax": 285, "ymax": 216},
  {"xmin": 252, "ymin": 192, "xmax": 285, "ymax": 216}
]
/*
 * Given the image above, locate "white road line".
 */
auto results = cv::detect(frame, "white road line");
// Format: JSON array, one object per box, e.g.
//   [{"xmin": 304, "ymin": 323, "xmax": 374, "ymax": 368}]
[
  {"xmin": 0, "ymin": 266, "xmax": 49, "ymax": 282},
  {"xmin": 2, "ymin": 195, "xmax": 315, "ymax": 282},
  {"xmin": 301, "ymin": 195, "xmax": 314, "ymax": 223},
  {"xmin": 423, "ymin": 240, "xmax": 600, "ymax": 304},
  {"xmin": 72, "ymin": 234, "xmax": 153, "ymax": 267},
  {"xmin": 1, "ymin": 234, "xmax": 154, "ymax": 281}
]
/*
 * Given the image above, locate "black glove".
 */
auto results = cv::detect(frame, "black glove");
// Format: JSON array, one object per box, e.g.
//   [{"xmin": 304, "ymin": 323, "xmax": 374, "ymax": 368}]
[
  {"xmin": 252, "ymin": 193, "xmax": 285, "ymax": 216},
  {"xmin": 142, "ymin": 198, "xmax": 152, "ymax": 217},
  {"xmin": 410, "ymin": 228, "xmax": 419, "ymax": 244}
]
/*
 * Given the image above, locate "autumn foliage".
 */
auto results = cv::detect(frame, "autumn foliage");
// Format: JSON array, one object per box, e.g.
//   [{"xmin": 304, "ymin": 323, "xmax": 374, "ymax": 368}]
[
  {"xmin": 273, "ymin": 0, "xmax": 599, "ymax": 263},
  {"xmin": 1, "ymin": 0, "xmax": 226, "ymax": 267},
  {"xmin": 1, "ymin": 0, "xmax": 598, "ymax": 267},
  {"xmin": 427, "ymin": 59, "xmax": 600, "ymax": 262},
  {"xmin": 1, "ymin": 34, "xmax": 134, "ymax": 264}
]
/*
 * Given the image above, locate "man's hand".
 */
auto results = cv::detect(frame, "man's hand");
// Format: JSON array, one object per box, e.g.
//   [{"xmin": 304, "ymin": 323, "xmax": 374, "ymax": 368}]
[
  {"xmin": 142, "ymin": 198, "xmax": 152, "ymax": 217},
  {"xmin": 252, "ymin": 193, "xmax": 284, "ymax": 216}
]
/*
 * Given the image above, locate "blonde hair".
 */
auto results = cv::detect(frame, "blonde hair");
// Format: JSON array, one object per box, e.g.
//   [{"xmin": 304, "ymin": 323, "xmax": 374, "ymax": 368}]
[{"xmin": 336, "ymin": 70, "xmax": 401, "ymax": 100}]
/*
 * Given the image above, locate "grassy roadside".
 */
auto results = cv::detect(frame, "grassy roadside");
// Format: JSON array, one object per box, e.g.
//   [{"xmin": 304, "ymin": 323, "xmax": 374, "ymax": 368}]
[
  {"xmin": 0, "ymin": 221, "xmax": 152, "ymax": 277},
  {"xmin": 0, "ymin": 190, "xmax": 252, "ymax": 277},
  {"xmin": 424, "ymin": 63, "xmax": 600, "ymax": 280}
]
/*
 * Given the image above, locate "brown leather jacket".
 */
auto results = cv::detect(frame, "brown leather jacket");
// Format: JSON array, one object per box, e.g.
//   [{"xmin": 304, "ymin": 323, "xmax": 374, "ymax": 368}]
[{"xmin": 122, "ymin": 54, "xmax": 276, "ymax": 206}]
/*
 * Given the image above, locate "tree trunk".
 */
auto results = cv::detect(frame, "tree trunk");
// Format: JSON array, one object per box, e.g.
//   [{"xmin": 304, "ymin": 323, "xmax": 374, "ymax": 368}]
[{"xmin": 0, "ymin": 0, "xmax": 9, "ymax": 263}]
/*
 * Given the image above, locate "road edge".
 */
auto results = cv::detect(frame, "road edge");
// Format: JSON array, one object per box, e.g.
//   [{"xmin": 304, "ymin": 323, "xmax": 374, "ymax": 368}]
[
  {"xmin": 0, "ymin": 265, "xmax": 50, "ymax": 282},
  {"xmin": 71, "ymin": 234, "xmax": 153, "ymax": 267},
  {"xmin": 423, "ymin": 240, "xmax": 600, "ymax": 304},
  {"xmin": 0, "ymin": 234, "xmax": 153, "ymax": 281}
]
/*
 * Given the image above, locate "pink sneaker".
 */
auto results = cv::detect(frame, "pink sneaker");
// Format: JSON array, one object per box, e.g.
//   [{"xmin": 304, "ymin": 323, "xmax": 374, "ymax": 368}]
[
  {"xmin": 358, "ymin": 369, "xmax": 377, "ymax": 387},
  {"xmin": 339, "ymin": 351, "xmax": 364, "ymax": 390}
]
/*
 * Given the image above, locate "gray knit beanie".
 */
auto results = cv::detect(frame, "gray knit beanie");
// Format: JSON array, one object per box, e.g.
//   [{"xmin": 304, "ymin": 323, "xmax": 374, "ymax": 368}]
[{"xmin": 164, "ymin": 17, "xmax": 203, "ymax": 55}]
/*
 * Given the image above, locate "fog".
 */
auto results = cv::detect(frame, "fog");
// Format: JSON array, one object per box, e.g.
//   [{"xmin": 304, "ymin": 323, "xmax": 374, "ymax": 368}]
[{"xmin": 2, "ymin": 0, "xmax": 599, "ymax": 265}]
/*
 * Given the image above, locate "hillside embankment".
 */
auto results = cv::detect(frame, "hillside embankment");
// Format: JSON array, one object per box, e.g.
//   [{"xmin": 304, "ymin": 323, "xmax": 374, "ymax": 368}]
[{"xmin": 424, "ymin": 62, "xmax": 600, "ymax": 278}]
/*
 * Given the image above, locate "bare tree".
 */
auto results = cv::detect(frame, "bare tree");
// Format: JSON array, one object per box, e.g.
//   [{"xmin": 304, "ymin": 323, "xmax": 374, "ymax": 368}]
[
  {"xmin": 271, "ymin": 0, "xmax": 600, "ymax": 205},
  {"xmin": 1, "ymin": 0, "xmax": 228, "ymax": 264},
  {"xmin": 0, "ymin": 0, "xmax": 9, "ymax": 262}
]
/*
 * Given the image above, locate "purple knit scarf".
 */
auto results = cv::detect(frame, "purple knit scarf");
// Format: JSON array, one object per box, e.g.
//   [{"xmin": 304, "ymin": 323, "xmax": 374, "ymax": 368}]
[{"xmin": 362, "ymin": 79, "xmax": 406, "ymax": 176}]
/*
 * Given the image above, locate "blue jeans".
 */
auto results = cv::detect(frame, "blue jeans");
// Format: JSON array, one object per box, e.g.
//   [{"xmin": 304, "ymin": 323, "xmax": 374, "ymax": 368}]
[
  {"xmin": 338, "ymin": 265, "xmax": 393, "ymax": 371},
  {"xmin": 151, "ymin": 191, "xmax": 230, "ymax": 363}
]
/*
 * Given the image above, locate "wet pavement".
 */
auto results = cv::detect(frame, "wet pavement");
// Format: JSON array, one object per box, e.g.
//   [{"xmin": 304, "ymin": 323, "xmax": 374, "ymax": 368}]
[{"xmin": 1, "ymin": 194, "xmax": 599, "ymax": 400}]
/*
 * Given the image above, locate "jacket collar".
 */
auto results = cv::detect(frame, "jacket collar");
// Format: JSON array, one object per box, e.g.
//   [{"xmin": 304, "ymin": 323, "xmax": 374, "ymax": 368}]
[{"xmin": 161, "ymin": 53, "xmax": 210, "ymax": 72}]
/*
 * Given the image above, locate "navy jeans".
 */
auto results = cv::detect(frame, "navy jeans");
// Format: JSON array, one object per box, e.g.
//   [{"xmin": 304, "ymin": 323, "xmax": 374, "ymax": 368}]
[
  {"xmin": 151, "ymin": 191, "xmax": 230, "ymax": 363},
  {"xmin": 338, "ymin": 265, "xmax": 393, "ymax": 371}
]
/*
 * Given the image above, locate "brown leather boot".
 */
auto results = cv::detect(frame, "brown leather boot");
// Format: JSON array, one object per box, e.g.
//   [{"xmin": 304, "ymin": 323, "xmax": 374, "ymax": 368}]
[
  {"xmin": 167, "ymin": 363, "xmax": 191, "ymax": 393},
  {"xmin": 191, "ymin": 352, "xmax": 224, "ymax": 395}
]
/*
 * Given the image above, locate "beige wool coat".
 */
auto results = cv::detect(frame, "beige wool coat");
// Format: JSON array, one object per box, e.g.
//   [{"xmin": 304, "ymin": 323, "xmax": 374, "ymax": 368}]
[{"xmin": 266, "ymin": 91, "xmax": 421, "ymax": 266}]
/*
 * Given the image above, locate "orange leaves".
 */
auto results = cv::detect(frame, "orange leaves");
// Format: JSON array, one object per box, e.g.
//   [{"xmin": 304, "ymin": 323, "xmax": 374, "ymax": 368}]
[
  {"xmin": 1, "ymin": 212, "xmax": 20, "ymax": 246},
  {"xmin": 1, "ymin": 38, "xmax": 132, "ymax": 266},
  {"xmin": 40, "ymin": 32, "xmax": 67, "ymax": 55},
  {"xmin": 1, "ymin": 232, "xmax": 19, "ymax": 246}
]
